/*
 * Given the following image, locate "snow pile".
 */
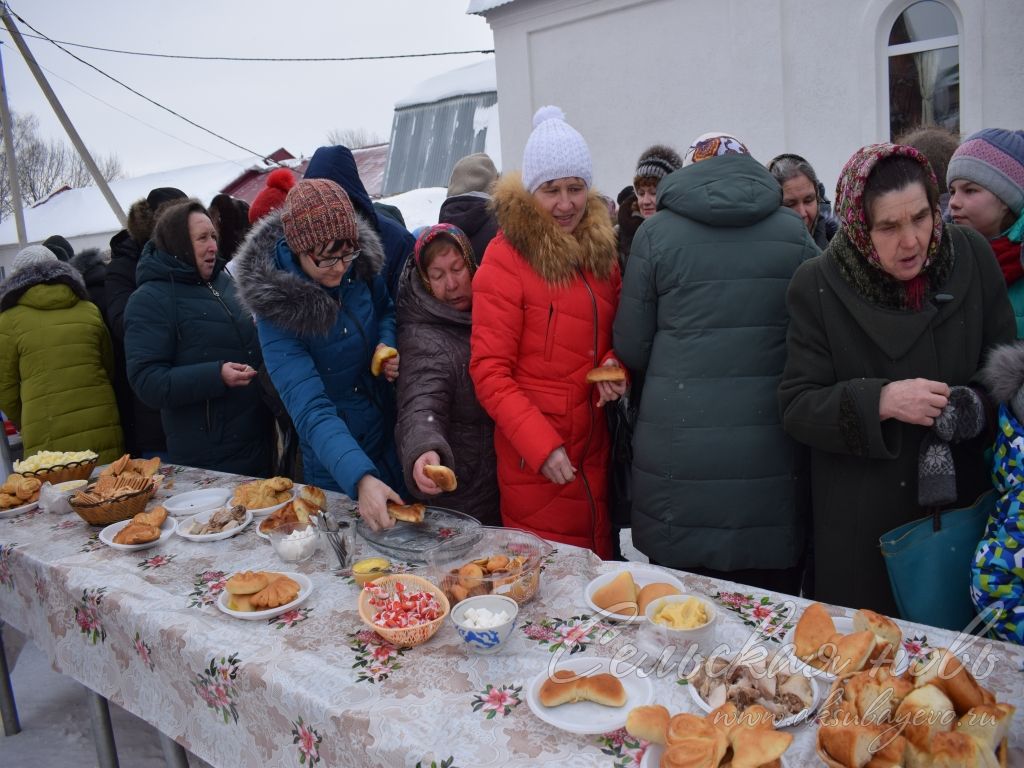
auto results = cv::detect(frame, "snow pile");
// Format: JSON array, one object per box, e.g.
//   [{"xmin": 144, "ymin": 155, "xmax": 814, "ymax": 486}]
[
  {"xmin": 395, "ymin": 59, "xmax": 495, "ymax": 109},
  {"xmin": 378, "ymin": 187, "xmax": 447, "ymax": 231}
]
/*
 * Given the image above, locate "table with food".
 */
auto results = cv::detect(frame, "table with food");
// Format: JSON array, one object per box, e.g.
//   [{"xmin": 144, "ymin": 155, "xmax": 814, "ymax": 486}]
[{"xmin": 0, "ymin": 451, "xmax": 1022, "ymax": 767}]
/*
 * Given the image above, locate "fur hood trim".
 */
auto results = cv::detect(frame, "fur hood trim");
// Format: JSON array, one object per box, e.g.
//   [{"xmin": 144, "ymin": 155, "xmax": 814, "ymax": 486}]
[
  {"xmin": 490, "ymin": 172, "xmax": 617, "ymax": 285},
  {"xmin": 0, "ymin": 259, "xmax": 88, "ymax": 311},
  {"xmin": 232, "ymin": 208, "xmax": 385, "ymax": 337},
  {"xmin": 70, "ymin": 248, "xmax": 106, "ymax": 275},
  {"xmin": 981, "ymin": 342, "xmax": 1024, "ymax": 404}
]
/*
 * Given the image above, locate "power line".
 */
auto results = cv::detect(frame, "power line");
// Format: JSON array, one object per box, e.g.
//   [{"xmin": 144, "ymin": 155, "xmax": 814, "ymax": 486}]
[
  {"xmin": 6, "ymin": 29, "xmax": 494, "ymax": 63},
  {"xmin": 5, "ymin": 8, "xmax": 274, "ymax": 163}
]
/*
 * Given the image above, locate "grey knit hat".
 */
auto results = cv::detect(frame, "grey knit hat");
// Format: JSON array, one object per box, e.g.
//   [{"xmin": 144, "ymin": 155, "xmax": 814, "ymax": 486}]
[
  {"xmin": 521, "ymin": 106, "xmax": 592, "ymax": 193},
  {"xmin": 634, "ymin": 145, "xmax": 683, "ymax": 185},
  {"xmin": 447, "ymin": 153, "xmax": 499, "ymax": 197},
  {"xmin": 11, "ymin": 244, "xmax": 58, "ymax": 274}
]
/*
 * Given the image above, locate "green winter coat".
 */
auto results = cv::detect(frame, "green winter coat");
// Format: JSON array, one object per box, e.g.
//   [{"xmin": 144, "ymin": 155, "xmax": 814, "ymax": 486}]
[
  {"xmin": 124, "ymin": 243, "xmax": 271, "ymax": 476},
  {"xmin": 614, "ymin": 153, "xmax": 819, "ymax": 570},
  {"xmin": 779, "ymin": 224, "xmax": 1015, "ymax": 615},
  {"xmin": 0, "ymin": 260, "xmax": 123, "ymax": 463}
]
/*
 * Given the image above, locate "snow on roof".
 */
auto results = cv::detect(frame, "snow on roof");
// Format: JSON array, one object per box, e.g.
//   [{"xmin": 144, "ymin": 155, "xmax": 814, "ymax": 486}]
[
  {"xmin": 466, "ymin": 0, "xmax": 517, "ymax": 13},
  {"xmin": 377, "ymin": 187, "xmax": 446, "ymax": 232},
  {"xmin": 394, "ymin": 59, "xmax": 496, "ymax": 109},
  {"xmin": 0, "ymin": 157, "xmax": 258, "ymax": 245}
]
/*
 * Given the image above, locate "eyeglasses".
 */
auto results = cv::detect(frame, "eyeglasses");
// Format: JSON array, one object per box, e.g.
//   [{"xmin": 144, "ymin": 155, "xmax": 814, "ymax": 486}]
[{"xmin": 308, "ymin": 240, "xmax": 360, "ymax": 268}]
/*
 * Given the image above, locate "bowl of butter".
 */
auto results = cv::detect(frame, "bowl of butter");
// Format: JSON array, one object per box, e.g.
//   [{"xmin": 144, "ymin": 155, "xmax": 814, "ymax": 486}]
[{"xmin": 642, "ymin": 594, "xmax": 717, "ymax": 655}]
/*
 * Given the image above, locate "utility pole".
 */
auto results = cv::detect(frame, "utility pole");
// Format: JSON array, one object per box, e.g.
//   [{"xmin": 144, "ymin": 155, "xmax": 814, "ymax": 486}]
[
  {"xmin": 0, "ymin": 41, "xmax": 26, "ymax": 246},
  {"xmin": 0, "ymin": 3, "xmax": 126, "ymax": 226}
]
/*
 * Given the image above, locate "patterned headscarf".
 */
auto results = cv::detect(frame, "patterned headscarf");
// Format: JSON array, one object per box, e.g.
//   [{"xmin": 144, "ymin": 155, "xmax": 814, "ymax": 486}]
[
  {"xmin": 835, "ymin": 143, "xmax": 943, "ymax": 270},
  {"xmin": 413, "ymin": 223, "xmax": 476, "ymax": 296},
  {"xmin": 683, "ymin": 132, "xmax": 749, "ymax": 167}
]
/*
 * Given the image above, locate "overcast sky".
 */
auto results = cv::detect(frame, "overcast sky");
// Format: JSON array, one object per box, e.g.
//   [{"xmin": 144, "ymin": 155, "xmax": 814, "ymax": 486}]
[{"xmin": 0, "ymin": 0, "xmax": 494, "ymax": 177}]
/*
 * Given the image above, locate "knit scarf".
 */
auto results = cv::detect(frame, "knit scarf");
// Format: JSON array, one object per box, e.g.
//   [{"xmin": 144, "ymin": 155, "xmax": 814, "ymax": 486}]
[
  {"xmin": 991, "ymin": 235, "xmax": 1024, "ymax": 286},
  {"xmin": 831, "ymin": 226, "xmax": 954, "ymax": 311}
]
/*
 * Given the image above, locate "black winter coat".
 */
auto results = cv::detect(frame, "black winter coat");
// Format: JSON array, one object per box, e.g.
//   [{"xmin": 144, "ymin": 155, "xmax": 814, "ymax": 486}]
[
  {"xmin": 124, "ymin": 243, "xmax": 271, "ymax": 475},
  {"xmin": 395, "ymin": 257, "xmax": 499, "ymax": 525},
  {"xmin": 105, "ymin": 229, "xmax": 166, "ymax": 455},
  {"xmin": 438, "ymin": 193, "xmax": 498, "ymax": 264}
]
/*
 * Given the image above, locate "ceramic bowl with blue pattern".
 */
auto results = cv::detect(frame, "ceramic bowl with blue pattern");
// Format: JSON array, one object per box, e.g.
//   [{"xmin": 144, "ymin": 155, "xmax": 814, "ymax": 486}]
[{"xmin": 450, "ymin": 594, "xmax": 519, "ymax": 655}]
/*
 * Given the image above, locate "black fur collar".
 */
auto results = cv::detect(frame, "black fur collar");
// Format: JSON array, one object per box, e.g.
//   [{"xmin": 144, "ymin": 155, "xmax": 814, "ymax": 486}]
[
  {"xmin": 1, "ymin": 259, "xmax": 88, "ymax": 311},
  {"xmin": 232, "ymin": 209, "xmax": 385, "ymax": 337}
]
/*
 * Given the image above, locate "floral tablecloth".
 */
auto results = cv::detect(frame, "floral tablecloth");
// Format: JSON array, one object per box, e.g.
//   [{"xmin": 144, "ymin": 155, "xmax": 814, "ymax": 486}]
[{"xmin": 1, "ymin": 464, "xmax": 1022, "ymax": 767}]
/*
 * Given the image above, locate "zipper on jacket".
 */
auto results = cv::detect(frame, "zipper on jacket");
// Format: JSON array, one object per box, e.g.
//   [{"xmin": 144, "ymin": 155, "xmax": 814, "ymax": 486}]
[
  {"xmin": 544, "ymin": 303, "xmax": 555, "ymax": 361},
  {"xmin": 206, "ymin": 282, "xmax": 251, "ymax": 359},
  {"xmin": 577, "ymin": 268, "xmax": 601, "ymax": 555}
]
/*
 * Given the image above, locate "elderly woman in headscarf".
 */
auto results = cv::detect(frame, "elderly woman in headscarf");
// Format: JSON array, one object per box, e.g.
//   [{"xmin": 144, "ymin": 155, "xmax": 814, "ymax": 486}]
[
  {"xmin": 779, "ymin": 143, "xmax": 1016, "ymax": 614},
  {"xmin": 233, "ymin": 179, "xmax": 405, "ymax": 530},
  {"xmin": 470, "ymin": 106, "xmax": 625, "ymax": 559},
  {"xmin": 395, "ymin": 224, "xmax": 499, "ymax": 525}
]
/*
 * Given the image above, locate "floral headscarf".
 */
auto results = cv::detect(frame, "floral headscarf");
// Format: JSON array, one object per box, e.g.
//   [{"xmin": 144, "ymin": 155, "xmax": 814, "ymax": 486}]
[
  {"xmin": 835, "ymin": 143, "xmax": 943, "ymax": 270},
  {"xmin": 412, "ymin": 223, "xmax": 476, "ymax": 296},
  {"xmin": 682, "ymin": 132, "xmax": 749, "ymax": 167}
]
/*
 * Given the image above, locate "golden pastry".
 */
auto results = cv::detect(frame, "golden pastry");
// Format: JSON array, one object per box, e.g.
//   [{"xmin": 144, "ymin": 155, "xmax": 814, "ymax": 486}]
[
  {"xmin": 226, "ymin": 570, "xmax": 270, "ymax": 595},
  {"xmin": 133, "ymin": 506, "xmax": 167, "ymax": 528},
  {"xmin": 113, "ymin": 522, "xmax": 160, "ymax": 545},
  {"xmin": 250, "ymin": 574, "xmax": 300, "ymax": 610}
]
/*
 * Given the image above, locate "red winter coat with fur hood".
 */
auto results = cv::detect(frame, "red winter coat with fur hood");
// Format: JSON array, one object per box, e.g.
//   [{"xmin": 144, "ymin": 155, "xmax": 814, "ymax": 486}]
[{"xmin": 470, "ymin": 173, "xmax": 620, "ymax": 559}]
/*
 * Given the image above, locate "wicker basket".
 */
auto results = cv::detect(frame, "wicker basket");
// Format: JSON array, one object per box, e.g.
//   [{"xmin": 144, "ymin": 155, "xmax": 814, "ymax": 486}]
[
  {"xmin": 19, "ymin": 459, "xmax": 98, "ymax": 486},
  {"xmin": 70, "ymin": 484, "xmax": 157, "ymax": 526},
  {"xmin": 358, "ymin": 573, "xmax": 450, "ymax": 648}
]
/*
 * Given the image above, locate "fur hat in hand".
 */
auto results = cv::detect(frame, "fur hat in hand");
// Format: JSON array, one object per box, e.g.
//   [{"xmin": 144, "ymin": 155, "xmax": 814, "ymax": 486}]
[
  {"xmin": 281, "ymin": 179, "xmax": 358, "ymax": 254},
  {"xmin": 634, "ymin": 144, "xmax": 683, "ymax": 186},
  {"xmin": 981, "ymin": 342, "xmax": 1024, "ymax": 424},
  {"xmin": 947, "ymin": 129, "xmax": 1024, "ymax": 217},
  {"xmin": 521, "ymin": 106, "xmax": 592, "ymax": 193},
  {"xmin": 249, "ymin": 168, "xmax": 297, "ymax": 224},
  {"xmin": 447, "ymin": 153, "xmax": 498, "ymax": 197},
  {"xmin": 11, "ymin": 244, "xmax": 58, "ymax": 274}
]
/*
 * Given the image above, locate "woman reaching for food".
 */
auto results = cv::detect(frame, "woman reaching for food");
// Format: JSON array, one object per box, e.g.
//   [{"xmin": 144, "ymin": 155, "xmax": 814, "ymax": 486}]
[
  {"xmin": 234, "ymin": 179, "xmax": 406, "ymax": 531},
  {"xmin": 470, "ymin": 106, "xmax": 625, "ymax": 559}
]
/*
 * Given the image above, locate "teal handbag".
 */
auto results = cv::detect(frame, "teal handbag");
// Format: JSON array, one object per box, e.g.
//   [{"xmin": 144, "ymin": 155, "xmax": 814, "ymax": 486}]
[{"xmin": 879, "ymin": 490, "xmax": 994, "ymax": 631}]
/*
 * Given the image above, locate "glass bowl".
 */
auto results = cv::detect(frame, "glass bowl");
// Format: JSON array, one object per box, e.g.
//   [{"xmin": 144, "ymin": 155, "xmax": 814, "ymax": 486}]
[
  {"xmin": 425, "ymin": 526, "xmax": 553, "ymax": 606},
  {"xmin": 266, "ymin": 521, "xmax": 320, "ymax": 563}
]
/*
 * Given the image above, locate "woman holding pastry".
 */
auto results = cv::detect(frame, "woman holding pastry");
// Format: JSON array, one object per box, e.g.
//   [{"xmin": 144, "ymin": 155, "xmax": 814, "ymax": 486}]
[
  {"xmin": 234, "ymin": 179, "xmax": 406, "ymax": 531},
  {"xmin": 779, "ymin": 143, "xmax": 1015, "ymax": 614},
  {"xmin": 124, "ymin": 200, "xmax": 271, "ymax": 476},
  {"xmin": 395, "ymin": 223, "xmax": 500, "ymax": 525},
  {"xmin": 470, "ymin": 106, "xmax": 624, "ymax": 558}
]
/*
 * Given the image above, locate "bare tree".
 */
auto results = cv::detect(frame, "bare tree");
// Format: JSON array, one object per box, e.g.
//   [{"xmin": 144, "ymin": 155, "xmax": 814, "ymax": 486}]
[
  {"xmin": 0, "ymin": 111, "xmax": 124, "ymax": 221},
  {"xmin": 326, "ymin": 127, "xmax": 386, "ymax": 149}
]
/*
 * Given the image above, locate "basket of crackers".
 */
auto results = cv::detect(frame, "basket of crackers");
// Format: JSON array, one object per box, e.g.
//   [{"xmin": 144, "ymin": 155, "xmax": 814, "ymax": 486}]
[
  {"xmin": 15, "ymin": 450, "xmax": 99, "ymax": 485},
  {"xmin": 358, "ymin": 573, "xmax": 450, "ymax": 647},
  {"xmin": 69, "ymin": 454, "xmax": 162, "ymax": 525}
]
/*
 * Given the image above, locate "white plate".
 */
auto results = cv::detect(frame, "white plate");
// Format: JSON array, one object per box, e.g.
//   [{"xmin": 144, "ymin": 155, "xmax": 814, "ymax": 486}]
[
  {"xmin": 176, "ymin": 508, "xmax": 252, "ymax": 542},
  {"xmin": 686, "ymin": 659, "xmax": 824, "ymax": 729},
  {"xmin": 0, "ymin": 500, "xmax": 39, "ymax": 519},
  {"xmin": 215, "ymin": 572, "xmax": 312, "ymax": 620},
  {"xmin": 525, "ymin": 656, "xmax": 654, "ymax": 735},
  {"xmin": 641, "ymin": 744, "xmax": 792, "ymax": 768},
  {"xmin": 243, "ymin": 491, "xmax": 296, "ymax": 518},
  {"xmin": 163, "ymin": 488, "xmax": 232, "ymax": 517},
  {"xmin": 584, "ymin": 566, "xmax": 687, "ymax": 623},
  {"xmin": 99, "ymin": 516, "xmax": 177, "ymax": 551}
]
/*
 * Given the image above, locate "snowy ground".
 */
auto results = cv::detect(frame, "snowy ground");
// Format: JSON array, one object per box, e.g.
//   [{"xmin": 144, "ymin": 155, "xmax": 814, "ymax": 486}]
[{"xmin": 1, "ymin": 636, "xmax": 212, "ymax": 768}]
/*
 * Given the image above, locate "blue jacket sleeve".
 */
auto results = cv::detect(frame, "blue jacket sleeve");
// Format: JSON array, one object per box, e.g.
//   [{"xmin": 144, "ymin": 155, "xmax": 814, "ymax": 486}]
[
  {"xmin": 124, "ymin": 286, "xmax": 226, "ymax": 409},
  {"xmin": 257, "ymin": 318, "xmax": 377, "ymax": 497},
  {"xmin": 372, "ymin": 274, "xmax": 396, "ymax": 348}
]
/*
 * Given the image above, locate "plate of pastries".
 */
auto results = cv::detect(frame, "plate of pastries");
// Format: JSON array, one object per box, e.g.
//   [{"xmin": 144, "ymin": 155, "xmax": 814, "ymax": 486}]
[
  {"xmin": 526, "ymin": 656, "xmax": 654, "ymax": 734},
  {"xmin": 99, "ymin": 506, "xmax": 176, "ymax": 551},
  {"xmin": 0, "ymin": 473, "xmax": 42, "ymax": 518},
  {"xmin": 585, "ymin": 567, "xmax": 686, "ymax": 622},
  {"xmin": 216, "ymin": 570, "xmax": 312, "ymax": 620},
  {"xmin": 632, "ymin": 702, "xmax": 794, "ymax": 768},
  {"xmin": 256, "ymin": 485, "xmax": 326, "ymax": 539},
  {"xmin": 790, "ymin": 603, "xmax": 905, "ymax": 680},
  {"xmin": 231, "ymin": 476, "xmax": 296, "ymax": 516},
  {"xmin": 816, "ymin": 646, "xmax": 1015, "ymax": 767}
]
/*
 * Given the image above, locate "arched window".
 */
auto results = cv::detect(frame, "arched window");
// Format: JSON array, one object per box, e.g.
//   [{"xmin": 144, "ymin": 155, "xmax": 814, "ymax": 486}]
[{"xmin": 887, "ymin": 0, "xmax": 959, "ymax": 139}]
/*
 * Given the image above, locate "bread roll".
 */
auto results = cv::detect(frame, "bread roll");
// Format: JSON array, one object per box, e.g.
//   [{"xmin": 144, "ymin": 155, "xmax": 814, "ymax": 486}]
[
  {"xmin": 794, "ymin": 602, "xmax": 836, "ymax": 661},
  {"xmin": 666, "ymin": 712, "xmax": 718, "ymax": 746},
  {"xmin": 625, "ymin": 704, "xmax": 669, "ymax": 745},
  {"xmin": 299, "ymin": 484, "xmax": 327, "ymax": 511},
  {"xmin": 250, "ymin": 574, "xmax": 301, "ymax": 610},
  {"xmin": 911, "ymin": 648, "xmax": 988, "ymax": 717},
  {"xmin": 133, "ymin": 505, "xmax": 167, "ymax": 528},
  {"xmin": 955, "ymin": 702, "xmax": 1015, "ymax": 752},
  {"xmin": 591, "ymin": 571, "xmax": 639, "ymax": 617},
  {"xmin": 819, "ymin": 723, "xmax": 876, "ymax": 767},
  {"xmin": 928, "ymin": 731, "xmax": 1000, "ymax": 768},
  {"xmin": 370, "ymin": 345, "xmax": 398, "ymax": 376},
  {"xmin": 707, "ymin": 701, "xmax": 739, "ymax": 737},
  {"xmin": 387, "ymin": 501, "xmax": 426, "ymax": 523},
  {"xmin": 113, "ymin": 522, "xmax": 159, "ymax": 545},
  {"xmin": 661, "ymin": 738, "xmax": 724, "ymax": 768},
  {"xmin": 636, "ymin": 582, "xmax": 681, "ymax": 614},
  {"xmin": 423, "ymin": 464, "xmax": 458, "ymax": 492},
  {"xmin": 854, "ymin": 608, "xmax": 902, "ymax": 663},
  {"xmin": 537, "ymin": 670, "xmax": 626, "ymax": 708},
  {"xmin": 729, "ymin": 728, "xmax": 792, "ymax": 768},
  {"xmin": 830, "ymin": 630, "xmax": 875, "ymax": 675},
  {"xmin": 585, "ymin": 365, "xmax": 626, "ymax": 384},
  {"xmin": 226, "ymin": 570, "xmax": 270, "ymax": 595},
  {"xmin": 895, "ymin": 684, "xmax": 956, "ymax": 749}
]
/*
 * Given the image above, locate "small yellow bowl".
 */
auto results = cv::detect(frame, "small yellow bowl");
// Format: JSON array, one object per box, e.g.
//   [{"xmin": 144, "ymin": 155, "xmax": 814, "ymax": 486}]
[{"xmin": 352, "ymin": 557, "xmax": 392, "ymax": 586}]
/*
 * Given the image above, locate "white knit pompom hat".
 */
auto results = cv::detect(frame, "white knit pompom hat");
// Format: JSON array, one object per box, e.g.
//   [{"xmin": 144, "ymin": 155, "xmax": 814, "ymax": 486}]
[
  {"xmin": 521, "ymin": 105, "xmax": 593, "ymax": 193},
  {"xmin": 11, "ymin": 244, "xmax": 58, "ymax": 274}
]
